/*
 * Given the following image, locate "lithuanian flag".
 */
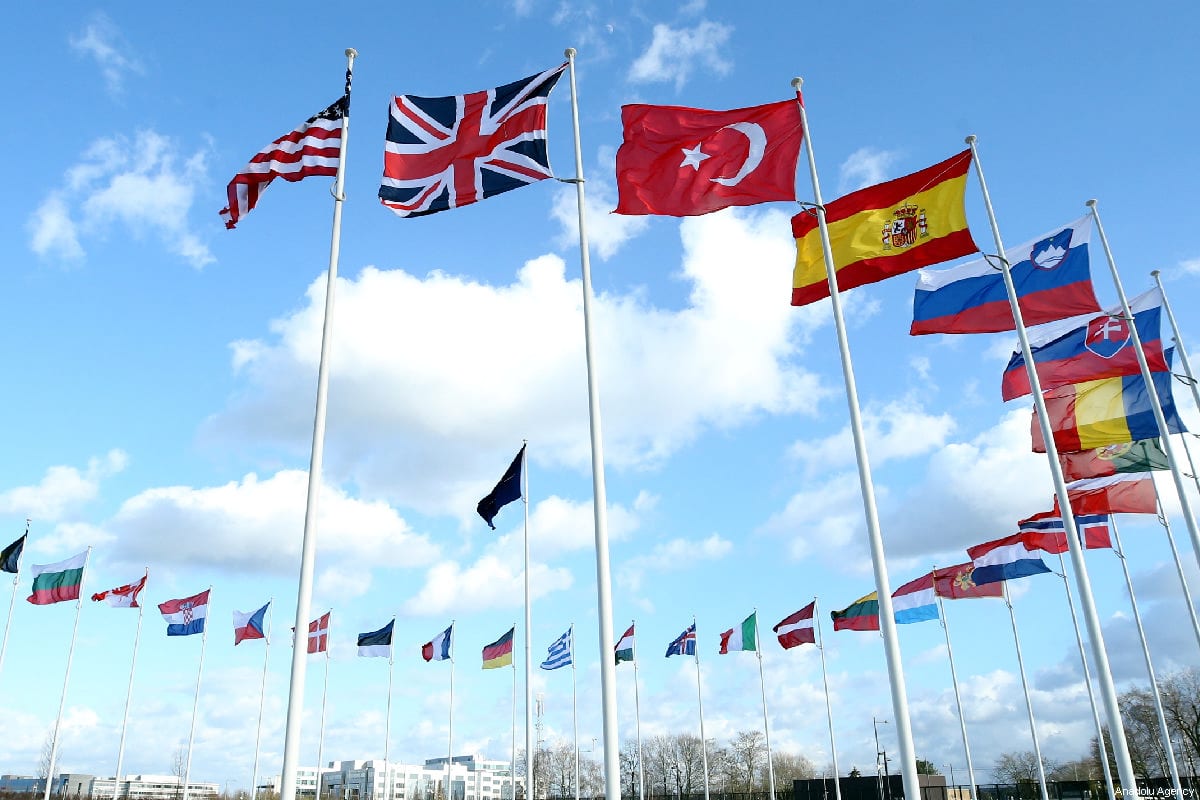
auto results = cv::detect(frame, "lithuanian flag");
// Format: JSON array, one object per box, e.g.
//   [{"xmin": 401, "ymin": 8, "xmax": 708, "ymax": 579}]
[
  {"xmin": 830, "ymin": 592, "xmax": 879, "ymax": 631},
  {"xmin": 27, "ymin": 551, "xmax": 87, "ymax": 605},
  {"xmin": 792, "ymin": 150, "xmax": 977, "ymax": 306}
]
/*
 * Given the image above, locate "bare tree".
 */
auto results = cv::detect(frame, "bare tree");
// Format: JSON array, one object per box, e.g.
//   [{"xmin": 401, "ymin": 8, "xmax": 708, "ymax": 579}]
[
  {"xmin": 619, "ymin": 740, "xmax": 641, "ymax": 798},
  {"xmin": 771, "ymin": 752, "xmax": 816, "ymax": 785},
  {"xmin": 728, "ymin": 731, "xmax": 766, "ymax": 792},
  {"xmin": 1160, "ymin": 667, "xmax": 1200, "ymax": 766},
  {"xmin": 171, "ymin": 746, "xmax": 188, "ymax": 800},
  {"xmin": 992, "ymin": 751, "xmax": 1057, "ymax": 784}
]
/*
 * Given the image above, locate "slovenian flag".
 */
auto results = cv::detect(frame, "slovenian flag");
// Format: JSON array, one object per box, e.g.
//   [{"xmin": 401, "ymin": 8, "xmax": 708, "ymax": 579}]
[
  {"xmin": 158, "ymin": 589, "xmax": 210, "ymax": 636},
  {"xmin": 233, "ymin": 602, "xmax": 270, "ymax": 645},
  {"xmin": 718, "ymin": 612, "xmax": 758, "ymax": 654},
  {"xmin": 614, "ymin": 624, "xmax": 636, "ymax": 664},
  {"xmin": 27, "ymin": 551, "xmax": 88, "ymax": 606},
  {"xmin": 911, "ymin": 216, "xmax": 1100, "ymax": 335},
  {"xmin": 967, "ymin": 535, "xmax": 1051, "ymax": 585},
  {"xmin": 422, "ymin": 624, "xmax": 453, "ymax": 661},
  {"xmin": 773, "ymin": 602, "xmax": 816, "ymax": 649}
]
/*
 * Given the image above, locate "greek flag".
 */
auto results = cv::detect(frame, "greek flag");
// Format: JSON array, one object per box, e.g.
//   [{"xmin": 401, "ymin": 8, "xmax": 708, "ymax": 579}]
[{"xmin": 540, "ymin": 627, "xmax": 573, "ymax": 670}]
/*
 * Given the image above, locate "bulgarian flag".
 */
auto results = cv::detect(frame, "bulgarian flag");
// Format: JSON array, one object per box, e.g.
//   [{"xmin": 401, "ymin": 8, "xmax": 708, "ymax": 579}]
[
  {"xmin": 27, "ymin": 551, "xmax": 88, "ymax": 605},
  {"xmin": 718, "ymin": 611, "xmax": 758, "ymax": 654},
  {"xmin": 615, "ymin": 624, "xmax": 635, "ymax": 665}
]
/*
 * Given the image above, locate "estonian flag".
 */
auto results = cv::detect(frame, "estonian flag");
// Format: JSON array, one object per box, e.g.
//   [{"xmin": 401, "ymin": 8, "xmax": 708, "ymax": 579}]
[{"xmin": 358, "ymin": 619, "xmax": 394, "ymax": 658}]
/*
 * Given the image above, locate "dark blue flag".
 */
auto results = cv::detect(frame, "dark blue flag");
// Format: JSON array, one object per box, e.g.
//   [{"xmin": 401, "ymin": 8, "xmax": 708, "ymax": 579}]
[
  {"xmin": 477, "ymin": 445, "xmax": 525, "ymax": 530},
  {"xmin": 0, "ymin": 534, "xmax": 26, "ymax": 574},
  {"xmin": 665, "ymin": 623, "xmax": 697, "ymax": 657}
]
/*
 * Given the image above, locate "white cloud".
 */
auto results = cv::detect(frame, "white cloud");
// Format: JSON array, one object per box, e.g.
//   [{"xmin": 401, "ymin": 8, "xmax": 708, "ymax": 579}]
[
  {"xmin": 1179, "ymin": 258, "xmax": 1200, "ymax": 276},
  {"xmin": 0, "ymin": 450, "xmax": 127, "ymax": 523},
  {"xmin": 838, "ymin": 148, "xmax": 901, "ymax": 194},
  {"xmin": 69, "ymin": 13, "xmax": 143, "ymax": 95},
  {"xmin": 402, "ymin": 555, "xmax": 573, "ymax": 616},
  {"xmin": 616, "ymin": 532, "xmax": 732, "ymax": 592},
  {"xmin": 788, "ymin": 397, "xmax": 957, "ymax": 474},
  {"xmin": 29, "ymin": 131, "xmax": 213, "ymax": 269},
  {"xmin": 628, "ymin": 21, "xmax": 732, "ymax": 91},
  {"xmin": 551, "ymin": 148, "xmax": 649, "ymax": 260}
]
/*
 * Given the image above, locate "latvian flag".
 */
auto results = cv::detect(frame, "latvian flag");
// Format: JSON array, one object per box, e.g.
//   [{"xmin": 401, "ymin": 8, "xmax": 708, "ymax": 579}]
[{"xmin": 773, "ymin": 602, "xmax": 816, "ymax": 649}]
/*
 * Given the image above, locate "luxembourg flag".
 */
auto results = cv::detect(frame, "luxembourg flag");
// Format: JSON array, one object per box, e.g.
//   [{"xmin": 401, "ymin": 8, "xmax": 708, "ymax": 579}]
[
  {"xmin": 158, "ymin": 589, "xmax": 210, "ymax": 636},
  {"xmin": 892, "ymin": 573, "xmax": 938, "ymax": 624},
  {"xmin": 967, "ymin": 535, "xmax": 1051, "ymax": 585},
  {"xmin": 422, "ymin": 624, "xmax": 453, "ymax": 661},
  {"xmin": 911, "ymin": 216, "xmax": 1099, "ymax": 335},
  {"xmin": 233, "ymin": 601, "xmax": 270, "ymax": 645}
]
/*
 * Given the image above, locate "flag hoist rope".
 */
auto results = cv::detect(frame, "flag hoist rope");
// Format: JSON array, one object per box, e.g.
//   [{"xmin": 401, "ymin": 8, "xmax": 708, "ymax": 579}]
[
  {"xmin": 813, "ymin": 599, "xmax": 842, "ymax": 800},
  {"xmin": 932, "ymin": 582, "xmax": 978, "ymax": 800},
  {"xmin": 43, "ymin": 547, "xmax": 92, "ymax": 800},
  {"xmin": 1001, "ymin": 583, "xmax": 1049, "ymax": 800},
  {"xmin": 0, "ymin": 519, "xmax": 28, "ymax": 688},
  {"xmin": 112, "ymin": 570, "xmax": 147, "ymax": 800},
  {"xmin": 181, "ymin": 585, "xmax": 211, "ymax": 800},
  {"xmin": 250, "ymin": 600, "xmax": 273, "ymax": 800}
]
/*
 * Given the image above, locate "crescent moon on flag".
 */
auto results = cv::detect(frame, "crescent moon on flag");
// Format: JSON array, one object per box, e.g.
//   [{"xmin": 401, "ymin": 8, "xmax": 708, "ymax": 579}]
[{"xmin": 710, "ymin": 122, "xmax": 766, "ymax": 186}]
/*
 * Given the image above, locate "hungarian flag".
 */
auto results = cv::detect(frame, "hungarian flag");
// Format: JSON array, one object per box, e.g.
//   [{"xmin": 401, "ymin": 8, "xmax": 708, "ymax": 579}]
[
  {"xmin": 92, "ymin": 572, "xmax": 147, "ymax": 608},
  {"xmin": 1060, "ymin": 439, "xmax": 1170, "ymax": 482},
  {"xmin": 718, "ymin": 612, "xmax": 758, "ymax": 654},
  {"xmin": 931, "ymin": 563, "xmax": 1002, "ymax": 599},
  {"xmin": 792, "ymin": 150, "xmax": 977, "ymax": 306},
  {"xmin": 27, "ymin": 551, "xmax": 88, "ymax": 605},
  {"xmin": 1053, "ymin": 473, "xmax": 1157, "ymax": 516},
  {"xmin": 773, "ymin": 602, "xmax": 816, "ymax": 649},
  {"xmin": 614, "ymin": 98, "xmax": 802, "ymax": 216},
  {"xmin": 614, "ymin": 624, "xmax": 636, "ymax": 664}
]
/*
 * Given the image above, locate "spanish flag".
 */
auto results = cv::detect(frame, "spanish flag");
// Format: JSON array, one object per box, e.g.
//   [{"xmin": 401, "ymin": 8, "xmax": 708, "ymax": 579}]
[{"xmin": 791, "ymin": 150, "xmax": 977, "ymax": 306}]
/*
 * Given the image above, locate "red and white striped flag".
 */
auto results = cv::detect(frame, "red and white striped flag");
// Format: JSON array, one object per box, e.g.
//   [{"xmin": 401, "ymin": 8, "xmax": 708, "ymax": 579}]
[
  {"xmin": 220, "ymin": 96, "xmax": 347, "ymax": 229},
  {"xmin": 91, "ymin": 572, "xmax": 147, "ymax": 608},
  {"xmin": 772, "ymin": 601, "xmax": 815, "ymax": 649}
]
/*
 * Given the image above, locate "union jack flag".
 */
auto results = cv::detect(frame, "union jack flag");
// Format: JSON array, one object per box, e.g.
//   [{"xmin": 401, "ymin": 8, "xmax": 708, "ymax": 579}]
[
  {"xmin": 665, "ymin": 623, "xmax": 697, "ymax": 658},
  {"xmin": 379, "ymin": 63, "xmax": 567, "ymax": 218}
]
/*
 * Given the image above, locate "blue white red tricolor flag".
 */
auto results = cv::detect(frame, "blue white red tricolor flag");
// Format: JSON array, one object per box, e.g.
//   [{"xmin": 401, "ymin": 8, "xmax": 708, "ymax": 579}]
[
  {"xmin": 233, "ymin": 602, "xmax": 270, "ymax": 645},
  {"xmin": 967, "ymin": 535, "xmax": 1051, "ymax": 585},
  {"xmin": 422, "ymin": 624, "xmax": 454, "ymax": 661},
  {"xmin": 159, "ymin": 589, "xmax": 210, "ymax": 637},
  {"xmin": 1017, "ymin": 511, "xmax": 1112, "ymax": 552},
  {"xmin": 379, "ymin": 64, "xmax": 567, "ymax": 218},
  {"xmin": 665, "ymin": 623, "xmax": 697, "ymax": 657}
]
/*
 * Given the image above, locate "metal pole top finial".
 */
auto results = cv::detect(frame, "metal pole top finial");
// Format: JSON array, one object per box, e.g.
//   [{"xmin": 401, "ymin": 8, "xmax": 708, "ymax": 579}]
[
  {"xmin": 345, "ymin": 48, "xmax": 357, "ymax": 58},
  {"xmin": 1086, "ymin": 198, "xmax": 1098, "ymax": 208},
  {"xmin": 1151, "ymin": 269, "xmax": 1161, "ymax": 277},
  {"xmin": 791, "ymin": 77, "xmax": 803, "ymax": 90},
  {"xmin": 565, "ymin": 47, "xmax": 577, "ymax": 58},
  {"xmin": 964, "ymin": 135, "xmax": 977, "ymax": 144}
]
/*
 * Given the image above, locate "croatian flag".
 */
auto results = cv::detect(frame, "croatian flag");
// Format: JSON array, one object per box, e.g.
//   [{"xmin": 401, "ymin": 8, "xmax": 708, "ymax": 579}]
[
  {"xmin": 967, "ymin": 535, "xmax": 1051, "ymax": 585},
  {"xmin": 422, "ymin": 624, "xmax": 453, "ymax": 661},
  {"xmin": 911, "ymin": 216, "xmax": 1099, "ymax": 335},
  {"xmin": 158, "ymin": 590, "xmax": 210, "ymax": 637},
  {"xmin": 773, "ymin": 602, "xmax": 816, "ymax": 649},
  {"xmin": 892, "ymin": 573, "xmax": 939, "ymax": 624},
  {"xmin": 233, "ymin": 602, "xmax": 270, "ymax": 645},
  {"xmin": 1017, "ymin": 511, "xmax": 1112, "ymax": 552}
]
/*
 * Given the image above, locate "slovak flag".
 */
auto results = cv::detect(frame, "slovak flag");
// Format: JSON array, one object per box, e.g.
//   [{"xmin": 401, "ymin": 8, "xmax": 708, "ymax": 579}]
[
  {"xmin": 158, "ymin": 590, "xmax": 210, "ymax": 637},
  {"xmin": 233, "ymin": 602, "xmax": 270, "ymax": 646},
  {"xmin": 92, "ymin": 572, "xmax": 148, "ymax": 608},
  {"xmin": 422, "ymin": 624, "xmax": 453, "ymax": 661}
]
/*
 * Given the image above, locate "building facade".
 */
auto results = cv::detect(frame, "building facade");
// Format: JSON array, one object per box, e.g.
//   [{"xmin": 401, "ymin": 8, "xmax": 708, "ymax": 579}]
[
  {"xmin": 317, "ymin": 756, "xmax": 519, "ymax": 800},
  {"xmin": 88, "ymin": 774, "xmax": 219, "ymax": 800}
]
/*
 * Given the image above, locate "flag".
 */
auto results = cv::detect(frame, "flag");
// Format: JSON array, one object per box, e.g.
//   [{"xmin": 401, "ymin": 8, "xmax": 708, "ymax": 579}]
[
  {"xmin": 773, "ymin": 602, "xmax": 816, "ymax": 649},
  {"xmin": 27, "ymin": 551, "xmax": 87, "ymax": 606},
  {"xmin": 220, "ymin": 95, "xmax": 347, "ymax": 229},
  {"xmin": 967, "ymin": 535, "xmax": 1051, "ymax": 585},
  {"xmin": 358, "ymin": 619, "xmax": 394, "ymax": 658},
  {"xmin": 792, "ymin": 150, "xmax": 977, "ymax": 307},
  {"xmin": 91, "ymin": 573, "xmax": 147, "ymax": 608},
  {"xmin": 477, "ymin": 445, "xmax": 525, "ymax": 530},
  {"xmin": 484, "ymin": 627, "xmax": 516, "ymax": 670},
  {"xmin": 422, "ymin": 625, "xmax": 453, "ymax": 661},
  {"xmin": 308, "ymin": 611, "xmax": 331, "ymax": 654},
  {"xmin": 1031, "ymin": 365, "xmax": 1186, "ymax": 453},
  {"xmin": 0, "ymin": 534, "xmax": 26, "ymax": 574},
  {"xmin": 892, "ymin": 573, "xmax": 939, "ymax": 624},
  {"xmin": 380, "ymin": 64, "xmax": 567, "ymax": 218},
  {"xmin": 613, "ymin": 99, "xmax": 802, "ymax": 217},
  {"xmin": 911, "ymin": 216, "xmax": 1100, "ymax": 335},
  {"xmin": 1053, "ymin": 473, "xmax": 1158, "ymax": 516},
  {"xmin": 615, "ymin": 624, "xmax": 635, "ymax": 665},
  {"xmin": 1060, "ymin": 439, "xmax": 1171, "ymax": 482},
  {"xmin": 158, "ymin": 590, "xmax": 210, "ymax": 636},
  {"xmin": 540, "ymin": 627, "xmax": 573, "ymax": 670},
  {"xmin": 718, "ymin": 612, "xmax": 758, "ymax": 654},
  {"xmin": 665, "ymin": 623, "xmax": 697, "ymax": 657},
  {"xmin": 831, "ymin": 593, "xmax": 879, "ymax": 632},
  {"xmin": 932, "ymin": 563, "xmax": 1003, "ymax": 599},
  {"xmin": 1018, "ymin": 511, "xmax": 1112, "ymax": 552},
  {"xmin": 1002, "ymin": 288, "xmax": 1168, "ymax": 401},
  {"xmin": 233, "ymin": 602, "xmax": 270, "ymax": 646}
]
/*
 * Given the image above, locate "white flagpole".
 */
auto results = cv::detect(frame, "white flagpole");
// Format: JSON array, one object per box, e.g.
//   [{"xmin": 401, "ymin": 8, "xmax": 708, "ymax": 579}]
[
  {"xmin": 113, "ymin": 571, "xmax": 147, "ymax": 800},
  {"xmin": 0, "ymin": 519, "xmax": 29, "ymax": 686},
  {"xmin": 181, "ymin": 585, "xmax": 212, "ymax": 800},
  {"xmin": 1053, "ymin": 555, "xmax": 1116, "ymax": 800},
  {"xmin": 1001, "ymin": 583, "xmax": 1049, "ymax": 800},
  {"xmin": 752, "ymin": 610, "xmax": 776, "ymax": 799},
  {"xmin": 386, "ymin": 634, "xmax": 395, "ymax": 769},
  {"xmin": 965, "ymin": 137, "xmax": 1138, "ymax": 794},
  {"xmin": 932, "ymin": 584, "xmax": 977, "ymax": 800},
  {"xmin": 523, "ymin": 440, "xmax": 533, "ymax": 800},
  {"xmin": 1152, "ymin": 270, "xmax": 1200, "ymax": 413},
  {"xmin": 632, "ymin": 623, "xmax": 645, "ymax": 800},
  {"xmin": 250, "ymin": 601, "xmax": 274, "ymax": 800},
  {"xmin": 511, "ymin": 624, "xmax": 517, "ymax": 800},
  {"xmin": 42, "ymin": 547, "xmax": 91, "ymax": 800},
  {"xmin": 1150, "ymin": 484, "xmax": 1200, "ymax": 651},
  {"xmin": 563, "ymin": 48, "xmax": 620, "ymax": 800},
  {"xmin": 1089, "ymin": 200, "xmax": 1200, "ymax": 568},
  {"xmin": 316, "ymin": 611, "xmax": 332, "ymax": 798},
  {"xmin": 279, "ymin": 49, "xmax": 356, "ymax": 800},
  {"xmin": 813, "ymin": 600, "xmax": 842, "ymax": 800},
  {"xmin": 447, "ymin": 621, "xmax": 456, "ymax": 800},
  {"xmin": 793, "ymin": 78, "xmax": 920, "ymax": 800},
  {"xmin": 571, "ymin": 625, "xmax": 579, "ymax": 800},
  {"xmin": 692, "ymin": 617, "xmax": 711, "ymax": 800},
  {"xmin": 1110, "ymin": 518, "xmax": 1186, "ymax": 798}
]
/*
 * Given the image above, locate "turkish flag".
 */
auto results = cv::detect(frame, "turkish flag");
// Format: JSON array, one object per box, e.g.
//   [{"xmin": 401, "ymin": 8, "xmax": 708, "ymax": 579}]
[{"xmin": 613, "ymin": 98, "xmax": 803, "ymax": 216}]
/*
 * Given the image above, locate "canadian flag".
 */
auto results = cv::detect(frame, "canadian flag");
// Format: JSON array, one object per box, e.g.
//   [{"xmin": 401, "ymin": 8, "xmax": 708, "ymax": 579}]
[{"xmin": 91, "ymin": 573, "xmax": 147, "ymax": 608}]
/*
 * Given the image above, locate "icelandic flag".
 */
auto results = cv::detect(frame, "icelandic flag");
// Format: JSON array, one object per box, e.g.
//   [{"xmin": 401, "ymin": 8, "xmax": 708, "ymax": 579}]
[
  {"xmin": 911, "ymin": 216, "xmax": 1100, "ymax": 335},
  {"xmin": 233, "ymin": 602, "xmax": 270, "ymax": 645},
  {"xmin": 967, "ymin": 535, "xmax": 1052, "ymax": 585},
  {"xmin": 422, "ymin": 624, "xmax": 453, "ymax": 661},
  {"xmin": 665, "ymin": 623, "xmax": 697, "ymax": 657},
  {"xmin": 158, "ymin": 590, "xmax": 210, "ymax": 636},
  {"xmin": 1002, "ymin": 288, "xmax": 1168, "ymax": 401}
]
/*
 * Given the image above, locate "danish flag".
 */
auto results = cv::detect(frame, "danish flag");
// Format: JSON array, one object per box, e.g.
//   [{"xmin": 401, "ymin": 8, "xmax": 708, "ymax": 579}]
[{"xmin": 308, "ymin": 611, "xmax": 331, "ymax": 654}]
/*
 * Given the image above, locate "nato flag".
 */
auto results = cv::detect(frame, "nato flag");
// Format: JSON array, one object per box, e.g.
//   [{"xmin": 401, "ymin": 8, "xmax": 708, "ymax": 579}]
[
  {"xmin": 0, "ymin": 534, "xmax": 25, "ymax": 574},
  {"xmin": 477, "ymin": 445, "xmax": 525, "ymax": 530}
]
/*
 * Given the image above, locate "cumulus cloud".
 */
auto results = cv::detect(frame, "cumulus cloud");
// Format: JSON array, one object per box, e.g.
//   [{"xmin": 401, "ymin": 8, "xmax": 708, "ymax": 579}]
[
  {"xmin": 628, "ymin": 21, "xmax": 732, "ymax": 91},
  {"xmin": 839, "ymin": 148, "xmax": 901, "ymax": 194},
  {"xmin": 551, "ymin": 148, "xmax": 649, "ymax": 259},
  {"xmin": 0, "ymin": 450, "xmax": 127, "ymax": 523},
  {"xmin": 788, "ymin": 397, "xmax": 957, "ymax": 474},
  {"xmin": 617, "ymin": 532, "xmax": 732, "ymax": 593},
  {"xmin": 69, "ymin": 13, "xmax": 143, "ymax": 95}
]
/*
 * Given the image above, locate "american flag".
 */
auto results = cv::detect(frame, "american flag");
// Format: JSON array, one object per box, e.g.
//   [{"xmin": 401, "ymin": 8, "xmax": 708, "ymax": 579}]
[
  {"xmin": 220, "ymin": 95, "xmax": 348, "ymax": 229},
  {"xmin": 379, "ymin": 63, "xmax": 567, "ymax": 218},
  {"xmin": 665, "ymin": 623, "xmax": 697, "ymax": 658}
]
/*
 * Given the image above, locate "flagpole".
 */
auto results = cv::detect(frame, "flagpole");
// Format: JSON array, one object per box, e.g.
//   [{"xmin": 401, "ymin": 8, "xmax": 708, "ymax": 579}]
[
  {"xmin": 794, "ymin": 78, "xmax": 920, "ymax": 800},
  {"xmin": 279, "ymin": 48, "xmax": 356, "ymax": 800},
  {"xmin": 632, "ymin": 623, "xmax": 645, "ymax": 800},
  {"xmin": 1110, "ymin": 517, "xmax": 1186, "ymax": 798},
  {"xmin": 0, "ymin": 519, "xmax": 29, "ymax": 686},
  {"xmin": 316, "ymin": 611, "xmax": 332, "ymax": 799},
  {"xmin": 42, "ymin": 546, "xmax": 91, "ymax": 800},
  {"xmin": 750, "ymin": 610, "xmax": 775, "ymax": 799},
  {"xmin": 1151, "ymin": 484, "xmax": 1200, "ymax": 651},
  {"xmin": 1152, "ymin": 270, "xmax": 1200, "ymax": 413},
  {"xmin": 1090, "ymin": 200, "xmax": 1200, "ymax": 569},
  {"xmin": 1001, "ymin": 583, "xmax": 1049, "ymax": 800},
  {"xmin": 563, "ymin": 48, "xmax": 620, "ymax": 800},
  {"xmin": 251, "ymin": 600, "xmax": 273, "ymax": 800},
  {"xmin": 1053, "ymin": 555, "xmax": 1115, "ymax": 800},
  {"xmin": 386, "ymin": 634, "xmax": 395, "ymax": 768},
  {"xmin": 932, "ymin": 584, "xmax": 977, "ymax": 800},
  {"xmin": 569, "ymin": 625, "xmax": 579, "ymax": 800},
  {"xmin": 113, "ymin": 571, "xmax": 146, "ymax": 800},
  {"xmin": 813, "ymin": 599, "xmax": 842, "ymax": 800},
  {"xmin": 447, "ymin": 620, "xmax": 456, "ymax": 800},
  {"xmin": 523, "ymin": 439, "xmax": 534, "ymax": 800},
  {"xmin": 691, "ymin": 617, "xmax": 711, "ymax": 800},
  {"xmin": 511, "ymin": 623, "xmax": 517, "ymax": 800},
  {"xmin": 965, "ymin": 137, "xmax": 1139, "ymax": 795},
  {"xmin": 181, "ymin": 585, "xmax": 211, "ymax": 800}
]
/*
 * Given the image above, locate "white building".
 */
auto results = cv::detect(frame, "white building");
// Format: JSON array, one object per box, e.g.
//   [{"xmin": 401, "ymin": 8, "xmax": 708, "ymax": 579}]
[
  {"xmin": 318, "ymin": 756, "xmax": 520, "ymax": 800},
  {"xmin": 89, "ymin": 774, "xmax": 220, "ymax": 800},
  {"xmin": 257, "ymin": 768, "xmax": 320, "ymax": 798}
]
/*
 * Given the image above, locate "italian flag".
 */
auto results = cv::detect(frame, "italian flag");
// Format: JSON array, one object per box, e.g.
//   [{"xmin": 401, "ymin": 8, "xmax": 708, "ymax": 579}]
[
  {"xmin": 27, "ymin": 551, "xmax": 88, "ymax": 606},
  {"xmin": 719, "ymin": 612, "xmax": 758, "ymax": 654},
  {"xmin": 615, "ymin": 624, "xmax": 635, "ymax": 664}
]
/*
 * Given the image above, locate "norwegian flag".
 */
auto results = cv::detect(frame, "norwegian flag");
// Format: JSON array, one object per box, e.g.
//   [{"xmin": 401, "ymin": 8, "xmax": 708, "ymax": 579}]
[
  {"xmin": 379, "ymin": 63, "xmax": 567, "ymax": 218},
  {"xmin": 91, "ymin": 572, "xmax": 148, "ymax": 608}
]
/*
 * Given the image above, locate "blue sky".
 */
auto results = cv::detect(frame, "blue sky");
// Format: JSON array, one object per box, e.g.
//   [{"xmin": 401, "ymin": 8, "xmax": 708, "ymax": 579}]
[{"xmin": 3, "ymin": 0, "xmax": 1200, "ymax": 791}]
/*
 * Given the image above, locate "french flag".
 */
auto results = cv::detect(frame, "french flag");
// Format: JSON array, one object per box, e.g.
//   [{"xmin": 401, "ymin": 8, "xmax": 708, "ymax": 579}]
[
  {"xmin": 911, "ymin": 216, "xmax": 1099, "ymax": 335},
  {"xmin": 967, "ymin": 534, "xmax": 1052, "ymax": 585},
  {"xmin": 1001, "ymin": 288, "xmax": 1168, "ymax": 401},
  {"xmin": 422, "ymin": 624, "xmax": 453, "ymax": 661}
]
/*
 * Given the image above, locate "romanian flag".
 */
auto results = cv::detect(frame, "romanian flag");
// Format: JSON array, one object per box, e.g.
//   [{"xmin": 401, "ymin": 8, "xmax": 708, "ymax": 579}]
[
  {"xmin": 1032, "ymin": 366, "xmax": 1186, "ymax": 453},
  {"xmin": 482, "ymin": 626, "xmax": 515, "ymax": 669},
  {"xmin": 831, "ymin": 592, "xmax": 879, "ymax": 631},
  {"xmin": 1060, "ymin": 439, "xmax": 1170, "ymax": 482},
  {"xmin": 27, "ymin": 551, "xmax": 88, "ymax": 605},
  {"xmin": 791, "ymin": 150, "xmax": 977, "ymax": 306}
]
